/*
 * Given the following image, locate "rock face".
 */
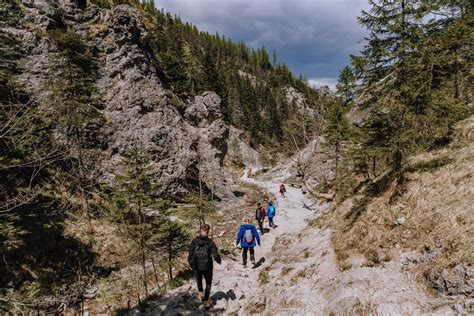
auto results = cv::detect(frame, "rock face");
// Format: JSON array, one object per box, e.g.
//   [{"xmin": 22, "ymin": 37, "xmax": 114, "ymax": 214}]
[
  {"xmin": 426, "ymin": 264, "xmax": 474, "ymax": 296},
  {"xmin": 11, "ymin": 1, "xmax": 232, "ymax": 199},
  {"xmin": 263, "ymin": 137, "xmax": 335, "ymax": 194},
  {"xmin": 226, "ymin": 126, "xmax": 263, "ymax": 168}
]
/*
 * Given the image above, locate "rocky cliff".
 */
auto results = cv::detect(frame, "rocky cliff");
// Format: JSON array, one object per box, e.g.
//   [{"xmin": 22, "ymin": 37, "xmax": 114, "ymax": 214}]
[{"xmin": 8, "ymin": 1, "xmax": 232, "ymax": 199}]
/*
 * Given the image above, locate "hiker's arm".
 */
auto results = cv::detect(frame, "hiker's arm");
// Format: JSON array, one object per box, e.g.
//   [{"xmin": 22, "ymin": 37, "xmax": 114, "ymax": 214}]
[
  {"xmin": 211, "ymin": 241, "xmax": 222, "ymax": 264},
  {"xmin": 253, "ymin": 227, "xmax": 261, "ymax": 245},
  {"xmin": 187, "ymin": 239, "xmax": 195, "ymax": 268},
  {"xmin": 236, "ymin": 228, "xmax": 242, "ymax": 245}
]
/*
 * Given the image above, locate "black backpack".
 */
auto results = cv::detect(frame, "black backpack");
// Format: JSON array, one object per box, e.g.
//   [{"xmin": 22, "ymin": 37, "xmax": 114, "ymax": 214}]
[
  {"xmin": 194, "ymin": 241, "xmax": 210, "ymax": 270},
  {"xmin": 256, "ymin": 207, "xmax": 264, "ymax": 220}
]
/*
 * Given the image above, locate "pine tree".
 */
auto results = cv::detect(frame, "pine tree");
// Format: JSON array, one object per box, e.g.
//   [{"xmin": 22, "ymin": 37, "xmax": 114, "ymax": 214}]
[
  {"xmin": 113, "ymin": 146, "xmax": 164, "ymax": 299},
  {"xmin": 46, "ymin": 29, "xmax": 103, "ymax": 211},
  {"xmin": 186, "ymin": 193, "xmax": 216, "ymax": 228},
  {"xmin": 355, "ymin": 0, "xmax": 425, "ymax": 172},
  {"xmin": 153, "ymin": 220, "xmax": 190, "ymax": 281},
  {"xmin": 352, "ymin": 0, "xmax": 473, "ymax": 174},
  {"xmin": 336, "ymin": 65, "xmax": 357, "ymax": 105},
  {"xmin": 324, "ymin": 101, "xmax": 350, "ymax": 180}
]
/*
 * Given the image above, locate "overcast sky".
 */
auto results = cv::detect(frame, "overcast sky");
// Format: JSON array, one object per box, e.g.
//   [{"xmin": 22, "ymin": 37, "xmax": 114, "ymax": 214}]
[{"xmin": 154, "ymin": 0, "xmax": 369, "ymax": 90}]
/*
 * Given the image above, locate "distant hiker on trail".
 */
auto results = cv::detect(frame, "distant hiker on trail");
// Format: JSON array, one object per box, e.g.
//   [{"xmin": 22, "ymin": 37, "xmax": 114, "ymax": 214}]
[
  {"xmin": 279, "ymin": 184, "xmax": 286, "ymax": 197},
  {"xmin": 236, "ymin": 218, "xmax": 260, "ymax": 267},
  {"xmin": 267, "ymin": 201, "xmax": 276, "ymax": 228},
  {"xmin": 188, "ymin": 224, "xmax": 221, "ymax": 308},
  {"xmin": 255, "ymin": 203, "xmax": 266, "ymax": 234}
]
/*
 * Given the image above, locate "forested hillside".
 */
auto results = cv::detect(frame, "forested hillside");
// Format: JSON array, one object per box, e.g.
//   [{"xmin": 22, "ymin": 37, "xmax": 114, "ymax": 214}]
[
  {"xmin": 93, "ymin": 0, "xmax": 326, "ymax": 152},
  {"xmin": 313, "ymin": 0, "xmax": 473, "ymax": 311},
  {"xmin": 327, "ymin": 0, "xmax": 472, "ymax": 183}
]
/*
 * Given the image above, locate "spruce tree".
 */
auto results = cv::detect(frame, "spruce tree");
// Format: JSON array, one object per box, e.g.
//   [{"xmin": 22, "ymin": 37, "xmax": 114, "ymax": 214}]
[
  {"xmin": 324, "ymin": 101, "xmax": 350, "ymax": 180},
  {"xmin": 154, "ymin": 220, "xmax": 190, "ymax": 281},
  {"xmin": 356, "ymin": 0, "xmax": 425, "ymax": 172},
  {"xmin": 47, "ymin": 29, "xmax": 103, "ymax": 211},
  {"xmin": 113, "ymin": 146, "xmax": 162, "ymax": 299},
  {"xmin": 336, "ymin": 65, "xmax": 357, "ymax": 105}
]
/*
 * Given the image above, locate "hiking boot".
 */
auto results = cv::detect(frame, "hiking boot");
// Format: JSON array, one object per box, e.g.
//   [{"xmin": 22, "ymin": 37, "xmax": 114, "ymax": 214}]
[
  {"xmin": 198, "ymin": 291, "xmax": 204, "ymax": 300},
  {"xmin": 203, "ymin": 299, "xmax": 213, "ymax": 308},
  {"xmin": 242, "ymin": 263, "xmax": 247, "ymax": 268}
]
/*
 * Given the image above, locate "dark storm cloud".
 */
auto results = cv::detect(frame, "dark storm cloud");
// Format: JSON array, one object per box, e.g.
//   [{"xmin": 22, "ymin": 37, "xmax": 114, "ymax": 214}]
[{"xmin": 154, "ymin": 0, "xmax": 369, "ymax": 89}]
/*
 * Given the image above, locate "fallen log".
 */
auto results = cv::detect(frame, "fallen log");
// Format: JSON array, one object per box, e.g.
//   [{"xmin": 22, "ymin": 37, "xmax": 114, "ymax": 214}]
[
  {"xmin": 308, "ymin": 189, "xmax": 335, "ymax": 201},
  {"xmin": 288, "ymin": 183, "xmax": 303, "ymax": 188}
]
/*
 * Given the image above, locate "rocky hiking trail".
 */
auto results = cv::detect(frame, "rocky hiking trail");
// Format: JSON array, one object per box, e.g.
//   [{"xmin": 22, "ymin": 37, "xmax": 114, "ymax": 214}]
[
  {"xmin": 129, "ymin": 167, "xmax": 466, "ymax": 315},
  {"xmin": 130, "ymin": 170, "xmax": 320, "ymax": 315}
]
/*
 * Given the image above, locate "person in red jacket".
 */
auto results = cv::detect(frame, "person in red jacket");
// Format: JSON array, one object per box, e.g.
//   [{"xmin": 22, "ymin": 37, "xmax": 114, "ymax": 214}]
[{"xmin": 255, "ymin": 203, "xmax": 266, "ymax": 234}]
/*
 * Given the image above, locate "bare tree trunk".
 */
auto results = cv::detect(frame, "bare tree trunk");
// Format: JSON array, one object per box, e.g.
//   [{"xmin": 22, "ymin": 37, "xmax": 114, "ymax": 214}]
[
  {"xmin": 151, "ymin": 257, "xmax": 159, "ymax": 283},
  {"xmin": 372, "ymin": 155, "xmax": 377, "ymax": 178},
  {"xmin": 138, "ymin": 203, "xmax": 148, "ymax": 298},
  {"xmin": 140, "ymin": 240, "xmax": 148, "ymax": 297},
  {"xmin": 168, "ymin": 246, "xmax": 173, "ymax": 281}
]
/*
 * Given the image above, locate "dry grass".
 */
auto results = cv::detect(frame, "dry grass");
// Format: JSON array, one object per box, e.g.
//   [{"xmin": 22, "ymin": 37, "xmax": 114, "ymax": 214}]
[
  {"xmin": 259, "ymin": 268, "xmax": 270, "ymax": 285},
  {"xmin": 290, "ymin": 269, "xmax": 307, "ymax": 284},
  {"xmin": 281, "ymin": 267, "xmax": 294, "ymax": 276},
  {"xmin": 328, "ymin": 116, "xmax": 474, "ymax": 277}
]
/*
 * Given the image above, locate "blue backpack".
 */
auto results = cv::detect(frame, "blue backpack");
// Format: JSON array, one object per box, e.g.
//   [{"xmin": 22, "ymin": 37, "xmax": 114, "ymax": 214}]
[
  {"xmin": 267, "ymin": 205, "xmax": 275, "ymax": 217},
  {"xmin": 244, "ymin": 228, "xmax": 254, "ymax": 243}
]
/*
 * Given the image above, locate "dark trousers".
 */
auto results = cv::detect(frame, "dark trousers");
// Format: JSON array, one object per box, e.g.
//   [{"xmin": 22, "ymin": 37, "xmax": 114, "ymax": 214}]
[
  {"xmin": 268, "ymin": 217, "xmax": 274, "ymax": 227},
  {"xmin": 257, "ymin": 219, "xmax": 264, "ymax": 233},
  {"xmin": 195, "ymin": 268, "xmax": 213, "ymax": 301},
  {"xmin": 242, "ymin": 246, "xmax": 255, "ymax": 265}
]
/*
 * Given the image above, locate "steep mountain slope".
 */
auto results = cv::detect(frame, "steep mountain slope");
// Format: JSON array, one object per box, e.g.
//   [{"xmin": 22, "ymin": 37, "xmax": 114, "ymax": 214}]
[
  {"xmin": 8, "ymin": 3, "xmax": 229, "ymax": 199},
  {"xmin": 3, "ymin": 0, "xmax": 329, "ymax": 199}
]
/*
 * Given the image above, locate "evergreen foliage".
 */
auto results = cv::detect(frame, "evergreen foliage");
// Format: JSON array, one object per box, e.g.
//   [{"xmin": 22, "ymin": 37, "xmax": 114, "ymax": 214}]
[
  {"xmin": 153, "ymin": 220, "xmax": 190, "ymax": 281},
  {"xmin": 327, "ymin": 0, "xmax": 473, "ymax": 188},
  {"xmin": 111, "ymin": 146, "xmax": 190, "ymax": 295},
  {"xmin": 136, "ymin": 4, "xmax": 326, "ymax": 153},
  {"xmin": 46, "ymin": 29, "xmax": 104, "ymax": 212},
  {"xmin": 324, "ymin": 101, "xmax": 351, "ymax": 179},
  {"xmin": 336, "ymin": 66, "xmax": 356, "ymax": 105},
  {"xmin": 186, "ymin": 193, "xmax": 216, "ymax": 228},
  {"xmin": 112, "ymin": 146, "xmax": 164, "ymax": 298}
]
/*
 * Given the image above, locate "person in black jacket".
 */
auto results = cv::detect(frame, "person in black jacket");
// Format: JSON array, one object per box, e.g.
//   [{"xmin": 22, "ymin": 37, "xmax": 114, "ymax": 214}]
[{"xmin": 188, "ymin": 224, "xmax": 221, "ymax": 307}]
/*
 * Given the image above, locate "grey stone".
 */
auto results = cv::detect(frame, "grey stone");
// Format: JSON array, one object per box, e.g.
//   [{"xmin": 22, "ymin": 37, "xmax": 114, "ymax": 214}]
[
  {"xmin": 9, "ymin": 0, "xmax": 234, "ymax": 201},
  {"xmin": 394, "ymin": 216, "xmax": 406, "ymax": 225},
  {"xmin": 419, "ymin": 250, "xmax": 438, "ymax": 263}
]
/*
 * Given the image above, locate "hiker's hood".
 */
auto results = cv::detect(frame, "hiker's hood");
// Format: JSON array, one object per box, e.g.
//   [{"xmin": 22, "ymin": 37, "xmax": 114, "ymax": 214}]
[
  {"xmin": 197, "ymin": 235, "xmax": 210, "ymax": 242},
  {"xmin": 241, "ymin": 223, "xmax": 255, "ymax": 229}
]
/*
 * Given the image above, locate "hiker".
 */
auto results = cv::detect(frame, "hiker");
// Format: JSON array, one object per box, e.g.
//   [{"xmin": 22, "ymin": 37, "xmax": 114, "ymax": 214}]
[
  {"xmin": 236, "ymin": 218, "xmax": 260, "ymax": 267},
  {"xmin": 255, "ymin": 202, "xmax": 266, "ymax": 234},
  {"xmin": 188, "ymin": 224, "xmax": 221, "ymax": 308},
  {"xmin": 279, "ymin": 184, "xmax": 286, "ymax": 197},
  {"xmin": 267, "ymin": 201, "xmax": 276, "ymax": 228}
]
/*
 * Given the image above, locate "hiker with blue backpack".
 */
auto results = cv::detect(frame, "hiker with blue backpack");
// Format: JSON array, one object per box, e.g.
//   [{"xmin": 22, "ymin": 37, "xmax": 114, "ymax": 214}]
[
  {"xmin": 188, "ymin": 224, "xmax": 221, "ymax": 308},
  {"xmin": 267, "ymin": 201, "xmax": 276, "ymax": 228},
  {"xmin": 236, "ymin": 218, "xmax": 261, "ymax": 267}
]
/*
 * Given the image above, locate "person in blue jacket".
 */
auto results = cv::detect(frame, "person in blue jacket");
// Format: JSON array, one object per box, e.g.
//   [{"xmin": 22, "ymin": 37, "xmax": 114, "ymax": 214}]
[
  {"xmin": 267, "ymin": 201, "xmax": 276, "ymax": 228},
  {"xmin": 236, "ymin": 218, "xmax": 261, "ymax": 267}
]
